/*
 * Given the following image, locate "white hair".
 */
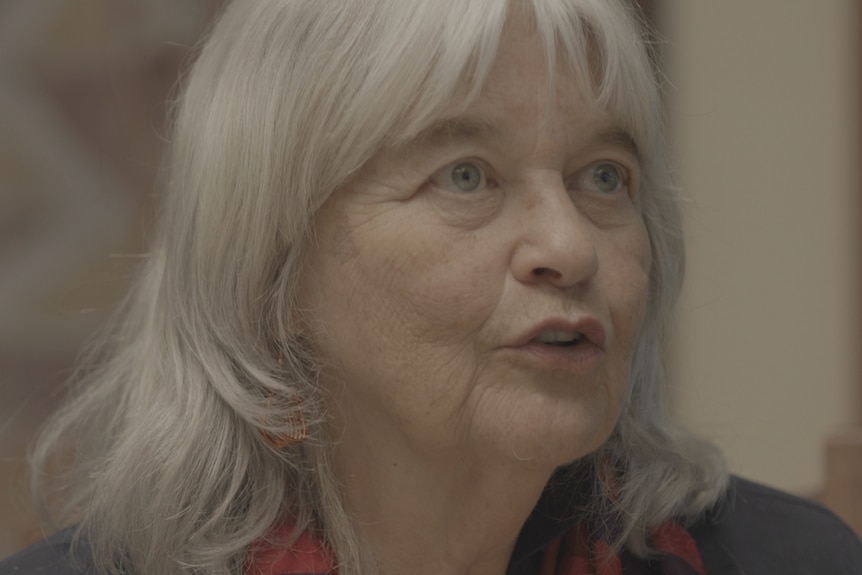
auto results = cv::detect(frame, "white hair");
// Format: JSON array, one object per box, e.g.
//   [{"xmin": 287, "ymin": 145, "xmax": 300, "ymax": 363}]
[{"xmin": 32, "ymin": 0, "xmax": 727, "ymax": 573}]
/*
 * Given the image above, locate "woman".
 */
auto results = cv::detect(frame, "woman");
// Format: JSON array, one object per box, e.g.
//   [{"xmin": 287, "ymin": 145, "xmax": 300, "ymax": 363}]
[{"xmin": 2, "ymin": 0, "xmax": 860, "ymax": 574}]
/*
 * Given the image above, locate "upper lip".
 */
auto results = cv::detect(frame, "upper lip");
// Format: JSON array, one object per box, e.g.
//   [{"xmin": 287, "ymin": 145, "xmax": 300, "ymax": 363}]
[{"xmin": 511, "ymin": 317, "xmax": 607, "ymax": 351}]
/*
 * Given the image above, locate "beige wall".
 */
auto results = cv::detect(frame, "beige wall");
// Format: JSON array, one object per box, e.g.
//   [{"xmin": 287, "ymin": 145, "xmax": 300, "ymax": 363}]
[{"xmin": 665, "ymin": 0, "xmax": 860, "ymax": 494}]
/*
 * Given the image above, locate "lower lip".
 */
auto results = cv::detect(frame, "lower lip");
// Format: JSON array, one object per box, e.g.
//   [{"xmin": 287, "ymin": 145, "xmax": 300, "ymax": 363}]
[{"xmin": 507, "ymin": 341, "xmax": 604, "ymax": 372}]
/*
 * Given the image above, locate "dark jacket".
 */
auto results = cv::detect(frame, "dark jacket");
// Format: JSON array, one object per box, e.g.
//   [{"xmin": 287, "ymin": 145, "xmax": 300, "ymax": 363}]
[{"xmin": 2, "ymin": 477, "xmax": 861, "ymax": 574}]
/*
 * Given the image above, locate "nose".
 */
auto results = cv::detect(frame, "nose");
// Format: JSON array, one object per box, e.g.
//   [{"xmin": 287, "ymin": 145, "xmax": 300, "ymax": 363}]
[{"xmin": 509, "ymin": 182, "xmax": 599, "ymax": 289}]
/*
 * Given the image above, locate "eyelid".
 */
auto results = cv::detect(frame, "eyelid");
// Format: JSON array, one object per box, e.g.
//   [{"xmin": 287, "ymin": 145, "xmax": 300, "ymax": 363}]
[
  {"xmin": 569, "ymin": 159, "xmax": 637, "ymax": 196},
  {"xmin": 428, "ymin": 158, "xmax": 495, "ymax": 194}
]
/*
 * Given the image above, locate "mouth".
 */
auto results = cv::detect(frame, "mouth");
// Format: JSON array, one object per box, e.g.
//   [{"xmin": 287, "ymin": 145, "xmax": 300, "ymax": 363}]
[
  {"xmin": 515, "ymin": 317, "xmax": 606, "ymax": 351},
  {"xmin": 532, "ymin": 330, "xmax": 586, "ymax": 347},
  {"xmin": 505, "ymin": 317, "xmax": 606, "ymax": 372}
]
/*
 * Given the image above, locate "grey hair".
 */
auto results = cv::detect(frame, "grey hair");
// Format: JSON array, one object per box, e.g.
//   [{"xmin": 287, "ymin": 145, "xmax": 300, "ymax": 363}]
[{"xmin": 32, "ymin": 0, "xmax": 726, "ymax": 573}]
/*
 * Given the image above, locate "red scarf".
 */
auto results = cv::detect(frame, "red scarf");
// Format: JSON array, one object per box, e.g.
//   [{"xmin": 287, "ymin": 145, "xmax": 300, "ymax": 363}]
[{"xmin": 246, "ymin": 519, "xmax": 706, "ymax": 575}]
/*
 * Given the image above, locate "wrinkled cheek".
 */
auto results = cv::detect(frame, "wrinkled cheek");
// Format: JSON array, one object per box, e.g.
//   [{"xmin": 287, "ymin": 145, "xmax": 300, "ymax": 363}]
[
  {"xmin": 624, "ymin": 225, "xmax": 652, "ymax": 340},
  {"xmin": 631, "ymin": 267, "xmax": 651, "ymax": 332},
  {"xmin": 618, "ymin": 279, "xmax": 650, "ymax": 380},
  {"xmin": 606, "ymin": 248, "xmax": 651, "ymax": 379},
  {"xmin": 612, "ymin": 263, "xmax": 651, "ymax": 409},
  {"xmin": 397, "ymin": 259, "xmax": 500, "ymax": 343}
]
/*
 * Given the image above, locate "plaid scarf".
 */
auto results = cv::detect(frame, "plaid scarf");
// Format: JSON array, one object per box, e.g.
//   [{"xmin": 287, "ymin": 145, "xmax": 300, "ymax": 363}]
[{"xmin": 247, "ymin": 519, "xmax": 706, "ymax": 575}]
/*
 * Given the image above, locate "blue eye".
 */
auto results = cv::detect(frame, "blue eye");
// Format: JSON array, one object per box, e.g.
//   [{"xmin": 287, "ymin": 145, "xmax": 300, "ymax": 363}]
[
  {"xmin": 590, "ymin": 162, "xmax": 625, "ymax": 194},
  {"xmin": 431, "ymin": 161, "xmax": 487, "ymax": 193}
]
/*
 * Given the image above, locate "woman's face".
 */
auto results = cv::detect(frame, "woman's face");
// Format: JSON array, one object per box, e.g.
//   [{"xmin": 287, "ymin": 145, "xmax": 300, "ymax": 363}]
[{"xmin": 299, "ymin": 21, "xmax": 651, "ymax": 469}]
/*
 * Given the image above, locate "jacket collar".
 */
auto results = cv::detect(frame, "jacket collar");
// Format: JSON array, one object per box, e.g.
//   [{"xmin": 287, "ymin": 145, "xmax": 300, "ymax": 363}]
[{"xmin": 507, "ymin": 466, "xmax": 594, "ymax": 573}]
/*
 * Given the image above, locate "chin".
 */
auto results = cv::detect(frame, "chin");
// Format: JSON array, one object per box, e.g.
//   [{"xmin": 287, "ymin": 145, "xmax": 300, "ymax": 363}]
[{"xmin": 480, "ymin": 405, "xmax": 618, "ymax": 470}]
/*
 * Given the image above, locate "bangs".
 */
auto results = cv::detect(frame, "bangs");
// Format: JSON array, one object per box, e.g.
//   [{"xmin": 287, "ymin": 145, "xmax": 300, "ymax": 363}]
[
  {"xmin": 535, "ymin": 0, "xmax": 662, "ymax": 154},
  {"xmin": 382, "ymin": 0, "xmax": 512, "ymax": 145},
  {"xmin": 563, "ymin": 1, "xmax": 662, "ymax": 165},
  {"xmin": 372, "ymin": 0, "xmax": 662, "ymax": 176},
  {"xmin": 198, "ymin": 0, "xmax": 663, "ymax": 218}
]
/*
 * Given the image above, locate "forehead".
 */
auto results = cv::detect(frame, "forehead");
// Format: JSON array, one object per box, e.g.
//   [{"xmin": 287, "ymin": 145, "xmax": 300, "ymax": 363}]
[
  {"xmin": 408, "ymin": 16, "xmax": 638, "ymax": 159},
  {"xmin": 478, "ymin": 14, "xmax": 582, "ymax": 118}
]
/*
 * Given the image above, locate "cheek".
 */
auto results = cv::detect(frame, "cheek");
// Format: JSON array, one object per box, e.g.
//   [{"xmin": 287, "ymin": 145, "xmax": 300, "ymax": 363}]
[
  {"xmin": 302, "ymin": 222, "xmax": 505, "ymax": 430},
  {"xmin": 300, "ymin": 218, "xmax": 506, "ymax": 400},
  {"xmin": 605, "ymin": 224, "xmax": 652, "ymax": 343},
  {"xmin": 358, "ymin": 226, "xmax": 502, "ymax": 342},
  {"xmin": 632, "ymin": 225, "xmax": 653, "ymax": 319}
]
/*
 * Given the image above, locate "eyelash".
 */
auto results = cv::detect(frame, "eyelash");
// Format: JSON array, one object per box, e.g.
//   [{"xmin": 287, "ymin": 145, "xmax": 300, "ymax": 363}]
[
  {"xmin": 428, "ymin": 158, "xmax": 636, "ymax": 197},
  {"xmin": 429, "ymin": 160, "xmax": 494, "ymax": 195},
  {"xmin": 567, "ymin": 161, "xmax": 632, "ymax": 196}
]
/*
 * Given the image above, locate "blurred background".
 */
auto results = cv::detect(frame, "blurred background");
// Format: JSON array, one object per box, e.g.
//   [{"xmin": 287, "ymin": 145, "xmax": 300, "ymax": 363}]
[
  {"xmin": 0, "ymin": 0, "xmax": 859, "ymax": 560},
  {"xmin": 0, "ymin": 0, "xmax": 223, "ymax": 555},
  {"xmin": 664, "ymin": 0, "xmax": 861, "ymax": 507}
]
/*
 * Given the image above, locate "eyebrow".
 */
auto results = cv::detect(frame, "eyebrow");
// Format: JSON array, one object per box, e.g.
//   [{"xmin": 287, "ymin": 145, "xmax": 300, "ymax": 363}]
[
  {"xmin": 594, "ymin": 127, "xmax": 641, "ymax": 160},
  {"xmin": 410, "ymin": 117, "xmax": 641, "ymax": 160},
  {"xmin": 411, "ymin": 117, "xmax": 504, "ymax": 147}
]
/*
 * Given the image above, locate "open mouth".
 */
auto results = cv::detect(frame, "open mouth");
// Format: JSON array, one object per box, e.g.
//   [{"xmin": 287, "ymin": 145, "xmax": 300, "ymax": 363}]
[{"xmin": 532, "ymin": 330, "xmax": 585, "ymax": 347}]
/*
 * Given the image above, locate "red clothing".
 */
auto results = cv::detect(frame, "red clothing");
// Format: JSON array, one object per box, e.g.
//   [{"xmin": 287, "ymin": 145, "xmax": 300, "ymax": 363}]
[
  {"xmin": 246, "ymin": 517, "xmax": 706, "ymax": 575},
  {"xmin": 247, "ymin": 529, "xmax": 336, "ymax": 575},
  {"xmin": 5, "ymin": 478, "xmax": 862, "ymax": 574}
]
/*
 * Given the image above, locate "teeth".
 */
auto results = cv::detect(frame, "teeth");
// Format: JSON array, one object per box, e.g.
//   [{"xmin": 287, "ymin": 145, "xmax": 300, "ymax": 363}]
[{"xmin": 534, "ymin": 330, "xmax": 583, "ymax": 344}]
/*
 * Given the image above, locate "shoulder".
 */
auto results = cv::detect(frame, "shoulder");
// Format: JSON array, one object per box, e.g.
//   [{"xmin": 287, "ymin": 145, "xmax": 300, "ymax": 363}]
[
  {"xmin": 0, "ymin": 528, "xmax": 94, "ymax": 575},
  {"xmin": 691, "ymin": 476, "xmax": 862, "ymax": 575}
]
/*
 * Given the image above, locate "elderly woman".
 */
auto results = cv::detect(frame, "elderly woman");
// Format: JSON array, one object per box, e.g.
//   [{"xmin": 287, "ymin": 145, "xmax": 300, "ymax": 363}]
[{"xmin": 2, "ymin": 0, "xmax": 861, "ymax": 574}]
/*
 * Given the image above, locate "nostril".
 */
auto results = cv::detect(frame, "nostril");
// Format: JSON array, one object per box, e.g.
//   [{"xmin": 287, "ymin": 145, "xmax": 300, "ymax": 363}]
[
  {"xmin": 532, "ymin": 267, "xmax": 560, "ymax": 278},
  {"xmin": 513, "ymin": 235, "xmax": 598, "ymax": 288}
]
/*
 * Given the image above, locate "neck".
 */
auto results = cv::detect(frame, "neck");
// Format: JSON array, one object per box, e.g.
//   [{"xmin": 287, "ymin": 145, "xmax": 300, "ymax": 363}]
[{"xmin": 331, "ymin": 421, "xmax": 558, "ymax": 575}]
